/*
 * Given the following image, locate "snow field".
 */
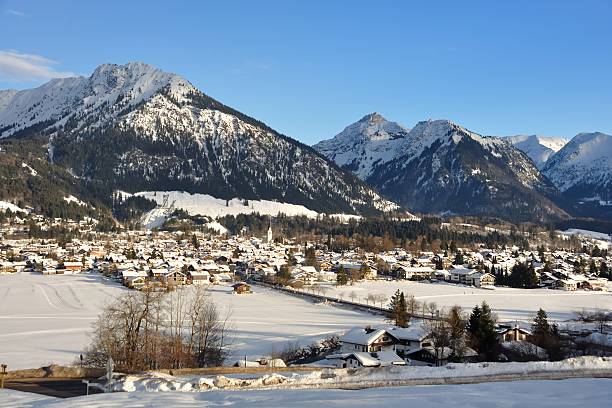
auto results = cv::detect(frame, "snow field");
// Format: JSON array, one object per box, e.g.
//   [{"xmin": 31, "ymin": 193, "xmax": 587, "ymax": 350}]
[
  {"xmin": 0, "ymin": 273, "xmax": 380, "ymax": 369},
  {"xmin": 318, "ymin": 279, "xmax": 612, "ymax": 321}
]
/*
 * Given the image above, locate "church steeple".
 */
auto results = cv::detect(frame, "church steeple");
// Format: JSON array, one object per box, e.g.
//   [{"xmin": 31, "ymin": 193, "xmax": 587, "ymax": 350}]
[{"xmin": 267, "ymin": 219, "xmax": 273, "ymax": 243}]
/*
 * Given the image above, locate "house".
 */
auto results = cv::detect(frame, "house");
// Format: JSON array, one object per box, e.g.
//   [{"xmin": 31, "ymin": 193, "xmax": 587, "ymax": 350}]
[
  {"xmin": 162, "ymin": 270, "xmax": 187, "ymax": 286},
  {"xmin": 0, "ymin": 261, "xmax": 17, "ymax": 274},
  {"xmin": 556, "ymin": 279, "xmax": 578, "ymax": 291},
  {"xmin": 406, "ymin": 346, "xmax": 478, "ymax": 366},
  {"xmin": 449, "ymin": 267, "xmax": 476, "ymax": 284},
  {"xmin": 340, "ymin": 327, "xmax": 399, "ymax": 353},
  {"xmin": 60, "ymin": 261, "xmax": 83, "ymax": 274},
  {"xmin": 326, "ymin": 351, "xmax": 406, "ymax": 368},
  {"xmin": 470, "ymin": 272, "xmax": 496, "ymax": 287},
  {"xmin": 394, "ymin": 265, "xmax": 434, "ymax": 280},
  {"xmin": 584, "ymin": 278, "xmax": 608, "ymax": 291},
  {"xmin": 187, "ymin": 270, "xmax": 211, "ymax": 285},
  {"xmin": 496, "ymin": 324, "xmax": 531, "ymax": 342},
  {"xmin": 232, "ymin": 282, "xmax": 252, "ymax": 294}
]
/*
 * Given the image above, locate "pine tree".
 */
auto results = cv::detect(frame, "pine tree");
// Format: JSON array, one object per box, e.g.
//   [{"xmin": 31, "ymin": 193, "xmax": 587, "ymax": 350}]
[
  {"xmin": 532, "ymin": 308, "xmax": 550, "ymax": 338},
  {"xmin": 447, "ymin": 305, "xmax": 466, "ymax": 360},
  {"xmin": 589, "ymin": 260, "xmax": 598, "ymax": 275},
  {"xmin": 477, "ymin": 302, "xmax": 498, "ymax": 359},
  {"xmin": 388, "ymin": 290, "xmax": 409, "ymax": 327},
  {"xmin": 454, "ymin": 251, "xmax": 464, "ymax": 265},
  {"xmin": 466, "ymin": 305, "xmax": 482, "ymax": 350},
  {"xmin": 276, "ymin": 264, "xmax": 292, "ymax": 285},
  {"xmin": 336, "ymin": 265, "xmax": 348, "ymax": 286}
]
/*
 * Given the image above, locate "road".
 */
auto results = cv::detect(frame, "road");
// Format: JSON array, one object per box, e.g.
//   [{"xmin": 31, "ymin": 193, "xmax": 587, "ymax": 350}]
[{"xmin": 4, "ymin": 378, "xmax": 103, "ymax": 398}]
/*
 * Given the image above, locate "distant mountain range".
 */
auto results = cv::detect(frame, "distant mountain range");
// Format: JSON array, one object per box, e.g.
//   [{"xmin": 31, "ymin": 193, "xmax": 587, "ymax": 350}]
[
  {"xmin": 0, "ymin": 62, "xmax": 610, "ymax": 223},
  {"xmin": 0, "ymin": 63, "xmax": 398, "ymax": 219},
  {"xmin": 315, "ymin": 113, "xmax": 612, "ymax": 221}
]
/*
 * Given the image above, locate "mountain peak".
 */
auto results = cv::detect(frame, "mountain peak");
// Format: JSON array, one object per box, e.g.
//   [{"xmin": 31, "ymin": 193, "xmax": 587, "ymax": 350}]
[{"xmin": 507, "ymin": 134, "xmax": 568, "ymax": 169}]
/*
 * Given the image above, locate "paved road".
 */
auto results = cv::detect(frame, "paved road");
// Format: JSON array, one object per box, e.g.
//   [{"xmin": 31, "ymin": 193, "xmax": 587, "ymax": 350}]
[{"xmin": 5, "ymin": 378, "xmax": 103, "ymax": 398}]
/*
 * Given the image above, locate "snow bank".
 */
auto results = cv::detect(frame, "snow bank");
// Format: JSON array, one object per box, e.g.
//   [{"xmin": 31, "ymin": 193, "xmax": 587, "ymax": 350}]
[
  {"xmin": 13, "ymin": 378, "xmax": 612, "ymax": 407},
  {"xmin": 109, "ymin": 356, "xmax": 612, "ymax": 393}
]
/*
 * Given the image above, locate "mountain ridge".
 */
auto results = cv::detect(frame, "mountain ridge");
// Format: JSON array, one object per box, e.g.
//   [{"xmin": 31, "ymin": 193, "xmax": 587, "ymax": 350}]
[
  {"xmin": 315, "ymin": 115, "xmax": 570, "ymax": 222},
  {"xmin": 0, "ymin": 62, "xmax": 400, "ymax": 218}
]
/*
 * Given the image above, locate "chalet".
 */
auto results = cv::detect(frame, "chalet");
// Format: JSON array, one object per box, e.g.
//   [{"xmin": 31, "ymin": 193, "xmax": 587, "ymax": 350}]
[
  {"xmin": 327, "ymin": 351, "xmax": 406, "ymax": 368},
  {"xmin": 187, "ymin": 270, "xmax": 211, "ymax": 285},
  {"xmin": 556, "ymin": 279, "xmax": 578, "ymax": 291},
  {"xmin": 394, "ymin": 265, "xmax": 434, "ymax": 280},
  {"xmin": 470, "ymin": 272, "xmax": 496, "ymax": 287},
  {"xmin": 60, "ymin": 261, "xmax": 83, "ymax": 274},
  {"xmin": 291, "ymin": 265, "xmax": 319, "ymax": 285},
  {"xmin": 340, "ymin": 327, "xmax": 399, "ymax": 353},
  {"xmin": 162, "ymin": 270, "xmax": 187, "ymax": 286},
  {"xmin": 496, "ymin": 324, "xmax": 531, "ymax": 342}
]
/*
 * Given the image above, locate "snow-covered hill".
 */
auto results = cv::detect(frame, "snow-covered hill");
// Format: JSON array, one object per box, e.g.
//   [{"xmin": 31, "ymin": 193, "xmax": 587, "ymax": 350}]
[
  {"xmin": 0, "ymin": 63, "xmax": 399, "ymax": 217},
  {"xmin": 506, "ymin": 135, "xmax": 567, "ymax": 168},
  {"xmin": 316, "ymin": 116, "xmax": 568, "ymax": 222},
  {"xmin": 543, "ymin": 132, "xmax": 612, "ymax": 210}
]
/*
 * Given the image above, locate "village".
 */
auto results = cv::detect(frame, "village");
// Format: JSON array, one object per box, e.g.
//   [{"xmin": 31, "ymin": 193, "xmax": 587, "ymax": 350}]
[{"xmin": 1, "ymin": 207, "xmax": 611, "ymax": 371}]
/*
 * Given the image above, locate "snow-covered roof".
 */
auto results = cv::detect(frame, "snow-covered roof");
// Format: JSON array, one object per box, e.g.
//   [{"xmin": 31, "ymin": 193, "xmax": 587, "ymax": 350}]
[{"xmin": 340, "ymin": 328, "xmax": 387, "ymax": 345}]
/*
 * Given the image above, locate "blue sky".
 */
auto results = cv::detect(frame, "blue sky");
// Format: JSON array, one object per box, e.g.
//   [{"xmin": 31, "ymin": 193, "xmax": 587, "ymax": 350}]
[{"xmin": 1, "ymin": 0, "xmax": 611, "ymax": 144}]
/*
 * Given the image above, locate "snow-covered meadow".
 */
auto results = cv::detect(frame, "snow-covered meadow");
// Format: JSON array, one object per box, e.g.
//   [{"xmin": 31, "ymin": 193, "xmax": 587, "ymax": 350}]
[
  {"xmin": 0, "ymin": 273, "xmax": 381, "ymax": 370},
  {"xmin": 3, "ymin": 378, "xmax": 612, "ymax": 407},
  {"xmin": 133, "ymin": 191, "xmax": 364, "ymax": 229},
  {"xmin": 317, "ymin": 279, "xmax": 612, "ymax": 321},
  {"xmin": 1, "ymin": 272, "xmax": 611, "ymax": 370}
]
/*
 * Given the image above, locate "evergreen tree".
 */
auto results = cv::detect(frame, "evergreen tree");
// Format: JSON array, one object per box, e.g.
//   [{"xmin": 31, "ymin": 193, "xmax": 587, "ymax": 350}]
[
  {"xmin": 447, "ymin": 305, "xmax": 466, "ymax": 360},
  {"xmin": 467, "ymin": 302, "xmax": 497, "ymax": 358},
  {"xmin": 530, "ymin": 308, "xmax": 562, "ymax": 360},
  {"xmin": 276, "ymin": 264, "xmax": 292, "ymax": 285},
  {"xmin": 388, "ymin": 290, "xmax": 409, "ymax": 327},
  {"xmin": 336, "ymin": 265, "xmax": 348, "ymax": 286},
  {"xmin": 477, "ymin": 302, "xmax": 498, "ymax": 359},
  {"xmin": 589, "ymin": 260, "xmax": 598, "ymax": 275},
  {"xmin": 191, "ymin": 234, "xmax": 200, "ymax": 249},
  {"xmin": 304, "ymin": 247, "xmax": 320, "ymax": 271}
]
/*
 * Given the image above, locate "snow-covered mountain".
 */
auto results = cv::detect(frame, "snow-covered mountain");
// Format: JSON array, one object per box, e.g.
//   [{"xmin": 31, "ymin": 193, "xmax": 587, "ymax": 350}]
[
  {"xmin": 316, "ymin": 117, "xmax": 568, "ymax": 222},
  {"xmin": 0, "ymin": 63, "xmax": 398, "ymax": 216},
  {"xmin": 506, "ymin": 135, "xmax": 567, "ymax": 168},
  {"xmin": 543, "ymin": 132, "xmax": 612, "ymax": 207},
  {"xmin": 313, "ymin": 113, "xmax": 409, "ymax": 179}
]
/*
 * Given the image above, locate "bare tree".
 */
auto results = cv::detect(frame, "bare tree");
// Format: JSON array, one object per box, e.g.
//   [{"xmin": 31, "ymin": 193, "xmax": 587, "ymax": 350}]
[
  {"xmin": 83, "ymin": 286, "xmax": 233, "ymax": 371},
  {"xmin": 427, "ymin": 318, "xmax": 450, "ymax": 366},
  {"xmin": 428, "ymin": 302, "xmax": 438, "ymax": 319},
  {"xmin": 374, "ymin": 293, "xmax": 388, "ymax": 308}
]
